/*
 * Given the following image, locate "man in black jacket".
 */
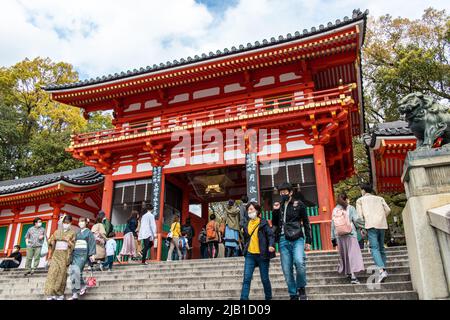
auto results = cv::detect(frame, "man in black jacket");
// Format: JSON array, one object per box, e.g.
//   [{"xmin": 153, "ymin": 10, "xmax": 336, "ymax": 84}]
[{"xmin": 272, "ymin": 182, "xmax": 312, "ymax": 300}]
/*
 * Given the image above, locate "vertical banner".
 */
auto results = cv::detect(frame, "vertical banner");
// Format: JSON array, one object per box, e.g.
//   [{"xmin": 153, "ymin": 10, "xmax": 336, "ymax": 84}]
[
  {"xmin": 152, "ymin": 166, "xmax": 163, "ymax": 220},
  {"xmin": 246, "ymin": 152, "xmax": 260, "ymax": 203}
]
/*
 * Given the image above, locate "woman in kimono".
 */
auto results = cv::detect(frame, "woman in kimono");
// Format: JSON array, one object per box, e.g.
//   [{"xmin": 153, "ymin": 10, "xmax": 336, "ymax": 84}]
[
  {"xmin": 91, "ymin": 216, "xmax": 107, "ymax": 263},
  {"xmin": 44, "ymin": 215, "xmax": 76, "ymax": 300},
  {"xmin": 69, "ymin": 217, "xmax": 96, "ymax": 300}
]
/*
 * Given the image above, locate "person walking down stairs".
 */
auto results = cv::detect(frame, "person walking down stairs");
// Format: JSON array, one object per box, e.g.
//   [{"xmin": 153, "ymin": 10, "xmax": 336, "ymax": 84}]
[
  {"xmin": 331, "ymin": 193, "xmax": 365, "ymax": 284},
  {"xmin": 24, "ymin": 218, "xmax": 46, "ymax": 276},
  {"xmin": 240, "ymin": 202, "xmax": 275, "ymax": 300},
  {"xmin": 69, "ymin": 217, "xmax": 96, "ymax": 300},
  {"xmin": 167, "ymin": 216, "xmax": 182, "ymax": 261},
  {"xmin": 356, "ymin": 184, "xmax": 391, "ymax": 283},
  {"xmin": 44, "ymin": 215, "xmax": 76, "ymax": 300}
]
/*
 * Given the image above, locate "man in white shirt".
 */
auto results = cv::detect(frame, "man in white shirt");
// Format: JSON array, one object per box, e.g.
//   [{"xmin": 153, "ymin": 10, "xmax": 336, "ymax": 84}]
[
  {"xmin": 356, "ymin": 184, "xmax": 391, "ymax": 283},
  {"xmin": 138, "ymin": 204, "xmax": 157, "ymax": 265}
]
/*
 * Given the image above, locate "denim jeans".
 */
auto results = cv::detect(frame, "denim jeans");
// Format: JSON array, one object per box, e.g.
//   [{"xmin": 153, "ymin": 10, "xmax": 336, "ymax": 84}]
[
  {"xmin": 367, "ymin": 228, "xmax": 387, "ymax": 269},
  {"xmin": 240, "ymin": 254, "xmax": 272, "ymax": 300},
  {"xmin": 103, "ymin": 255, "xmax": 114, "ymax": 269},
  {"xmin": 279, "ymin": 235, "xmax": 307, "ymax": 297}
]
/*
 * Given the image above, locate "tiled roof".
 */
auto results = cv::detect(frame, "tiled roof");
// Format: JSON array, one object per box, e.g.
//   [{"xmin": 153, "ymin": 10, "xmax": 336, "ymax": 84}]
[
  {"xmin": 43, "ymin": 9, "xmax": 368, "ymax": 91},
  {"xmin": 366, "ymin": 120, "xmax": 414, "ymax": 148},
  {"xmin": 0, "ymin": 167, "xmax": 103, "ymax": 195}
]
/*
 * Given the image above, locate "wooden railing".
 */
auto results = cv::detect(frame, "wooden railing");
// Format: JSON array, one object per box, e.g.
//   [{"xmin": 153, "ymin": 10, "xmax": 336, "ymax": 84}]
[{"xmin": 71, "ymin": 84, "xmax": 355, "ymax": 147}]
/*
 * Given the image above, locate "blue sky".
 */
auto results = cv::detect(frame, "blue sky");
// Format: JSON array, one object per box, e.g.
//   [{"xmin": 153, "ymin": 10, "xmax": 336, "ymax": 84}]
[{"xmin": 0, "ymin": 0, "xmax": 448, "ymax": 80}]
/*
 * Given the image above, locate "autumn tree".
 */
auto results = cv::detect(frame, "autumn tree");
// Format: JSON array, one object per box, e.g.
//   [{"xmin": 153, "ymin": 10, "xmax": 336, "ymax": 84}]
[{"xmin": 0, "ymin": 57, "xmax": 112, "ymax": 180}]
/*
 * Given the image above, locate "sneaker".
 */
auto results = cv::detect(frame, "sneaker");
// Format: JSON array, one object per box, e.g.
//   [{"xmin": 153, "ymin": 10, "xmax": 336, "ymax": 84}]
[
  {"xmin": 290, "ymin": 295, "xmax": 299, "ymax": 300},
  {"xmin": 99, "ymin": 264, "xmax": 104, "ymax": 271},
  {"xmin": 79, "ymin": 285, "xmax": 87, "ymax": 296},
  {"xmin": 56, "ymin": 295, "xmax": 65, "ymax": 300},
  {"xmin": 69, "ymin": 293, "xmax": 79, "ymax": 300},
  {"xmin": 351, "ymin": 278, "xmax": 360, "ymax": 284},
  {"xmin": 142, "ymin": 261, "xmax": 149, "ymax": 265},
  {"xmin": 46, "ymin": 296, "xmax": 57, "ymax": 300},
  {"xmin": 298, "ymin": 287, "xmax": 308, "ymax": 300},
  {"xmin": 377, "ymin": 270, "xmax": 388, "ymax": 283},
  {"xmin": 108, "ymin": 268, "xmax": 112, "ymax": 272}
]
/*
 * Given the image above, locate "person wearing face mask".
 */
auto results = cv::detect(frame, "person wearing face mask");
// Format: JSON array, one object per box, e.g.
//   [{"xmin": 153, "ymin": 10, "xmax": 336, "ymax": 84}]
[
  {"xmin": 272, "ymin": 182, "xmax": 312, "ymax": 300},
  {"xmin": 240, "ymin": 202, "xmax": 275, "ymax": 300},
  {"xmin": 68, "ymin": 217, "xmax": 96, "ymax": 300},
  {"xmin": 0, "ymin": 245, "xmax": 22, "ymax": 271},
  {"xmin": 44, "ymin": 215, "xmax": 76, "ymax": 300},
  {"xmin": 24, "ymin": 218, "xmax": 46, "ymax": 276},
  {"xmin": 223, "ymin": 199, "xmax": 241, "ymax": 258}
]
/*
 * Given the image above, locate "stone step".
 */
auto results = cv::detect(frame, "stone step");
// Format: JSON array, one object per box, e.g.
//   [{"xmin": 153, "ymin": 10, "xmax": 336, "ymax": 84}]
[
  {"xmin": 2, "ymin": 248, "xmax": 408, "ymax": 274},
  {"xmin": 0, "ymin": 273, "xmax": 412, "ymax": 294},
  {"xmin": 0, "ymin": 266, "xmax": 411, "ymax": 285},
  {"xmin": 0, "ymin": 260, "xmax": 410, "ymax": 280},
  {"xmin": 0, "ymin": 282, "xmax": 414, "ymax": 300},
  {"xmin": 203, "ymin": 291, "xmax": 419, "ymax": 300}
]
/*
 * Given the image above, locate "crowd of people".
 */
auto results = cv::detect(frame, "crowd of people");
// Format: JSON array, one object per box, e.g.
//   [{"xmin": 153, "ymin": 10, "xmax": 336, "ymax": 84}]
[{"xmin": 0, "ymin": 180, "xmax": 392, "ymax": 300}]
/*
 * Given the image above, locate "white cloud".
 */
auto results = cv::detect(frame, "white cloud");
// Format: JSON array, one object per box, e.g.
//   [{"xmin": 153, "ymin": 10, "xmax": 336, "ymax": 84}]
[{"xmin": 0, "ymin": 0, "xmax": 448, "ymax": 79}]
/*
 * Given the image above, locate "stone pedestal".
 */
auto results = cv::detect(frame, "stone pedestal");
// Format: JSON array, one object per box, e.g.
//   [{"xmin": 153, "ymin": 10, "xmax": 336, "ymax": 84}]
[{"xmin": 401, "ymin": 148, "xmax": 450, "ymax": 300}]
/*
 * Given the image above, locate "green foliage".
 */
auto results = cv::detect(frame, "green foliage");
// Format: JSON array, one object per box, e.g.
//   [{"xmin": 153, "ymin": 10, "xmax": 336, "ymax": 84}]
[
  {"xmin": 363, "ymin": 8, "xmax": 449, "ymax": 124},
  {"xmin": 0, "ymin": 57, "xmax": 112, "ymax": 180}
]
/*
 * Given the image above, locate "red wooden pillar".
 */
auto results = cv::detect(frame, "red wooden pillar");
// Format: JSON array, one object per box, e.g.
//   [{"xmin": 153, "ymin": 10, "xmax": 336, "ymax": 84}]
[
  {"xmin": 101, "ymin": 174, "xmax": 113, "ymax": 219},
  {"xmin": 202, "ymin": 202, "xmax": 209, "ymax": 221},
  {"xmin": 50, "ymin": 202, "xmax": 63, "ymax": 235},
  {"xmin": 313, "ymin": 144, "xmax": 333, "ymax": 251},
  {"xmin": 181, "ymin": 185, "xmax": 190, "ymax": 225},
  {"xmin": 8, "ymin": 209, "xmax": 21, "ymax": 254},
  {"xmin": 156, "ymin": 170, "xmax": 166, "ymax": 261}
]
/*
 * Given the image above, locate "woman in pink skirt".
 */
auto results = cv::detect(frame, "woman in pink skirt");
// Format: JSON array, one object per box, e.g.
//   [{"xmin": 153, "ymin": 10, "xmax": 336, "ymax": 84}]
[
  {"xmin": 118, "ymin": 210, "xmax": 139, "ymax": 263},
  {"xmin": 331, "ymin": 193, "xmax": 366, "ymax": 284}
]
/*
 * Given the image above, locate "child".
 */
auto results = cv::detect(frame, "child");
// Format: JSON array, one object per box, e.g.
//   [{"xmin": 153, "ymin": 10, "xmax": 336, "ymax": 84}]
[
  {"xmin": 179, "ymin": 232, "xmax": 190, "ymax": 260},
  {"xmin": 101, "ymin": 232, "xmax": 117, "ymax": 271}
]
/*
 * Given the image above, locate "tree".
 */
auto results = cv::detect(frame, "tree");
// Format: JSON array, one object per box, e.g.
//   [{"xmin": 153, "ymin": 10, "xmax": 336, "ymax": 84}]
[
  {"xmin": 363, "ymin": 8, "xmax": 449, "ymax": 124},
  {"xmin": 0, "ymin": 57, "xmax": 112, "ymax": 180}
]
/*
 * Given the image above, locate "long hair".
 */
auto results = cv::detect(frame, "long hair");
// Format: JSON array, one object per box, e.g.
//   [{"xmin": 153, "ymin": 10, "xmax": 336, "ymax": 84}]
[
  {"xmin": 128, "ymin": 210, "xmax": 139, "ymax": 222},
  {"xmin": 336, "ymin": 193, "xmax": 348, "ymax": 210}
]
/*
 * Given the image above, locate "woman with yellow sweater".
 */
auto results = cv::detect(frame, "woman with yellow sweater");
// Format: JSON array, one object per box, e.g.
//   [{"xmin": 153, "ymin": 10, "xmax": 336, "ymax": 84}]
[
  {"xmin": 240, "ymin": 202, "xmax": 275, "ymax": 300},
  {"xmin": 167, "ymin": 216, "xmax": 182, "ymax": 261}
]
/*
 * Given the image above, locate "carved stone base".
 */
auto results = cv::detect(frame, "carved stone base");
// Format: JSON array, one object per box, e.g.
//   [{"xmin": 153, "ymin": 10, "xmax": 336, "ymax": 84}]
[{"xmin": 401, "ymin": 147, "xmax": 450, "ymax": 299}]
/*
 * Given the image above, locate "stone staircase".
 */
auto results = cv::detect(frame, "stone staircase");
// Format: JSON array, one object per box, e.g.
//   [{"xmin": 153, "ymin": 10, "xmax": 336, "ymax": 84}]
[{"xmin": 0, "ymin": 246, "xmax": 418, "ymax": 300}]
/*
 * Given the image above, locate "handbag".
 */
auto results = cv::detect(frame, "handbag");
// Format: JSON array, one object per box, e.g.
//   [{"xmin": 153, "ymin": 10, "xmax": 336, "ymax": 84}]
[
  {"xmin": 243, "ymin": 222, "xmax": 261, "ymax": 253},
  {"xmin": 86, "ymin": 268, "xmax": 97, "ymax": 287},
  {"xmin": 40, "ymin": 236, "xmax": 48, "ymax": 258},
  {"xmin": 283, "ymin": 221, "xmax": 302, "ymax": 241}
]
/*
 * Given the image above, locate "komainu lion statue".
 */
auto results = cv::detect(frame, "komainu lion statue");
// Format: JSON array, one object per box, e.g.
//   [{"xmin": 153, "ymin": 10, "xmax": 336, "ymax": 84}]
[{"xmin": 398, "ymin": 92, "xmax": 450, "ymax": 150}]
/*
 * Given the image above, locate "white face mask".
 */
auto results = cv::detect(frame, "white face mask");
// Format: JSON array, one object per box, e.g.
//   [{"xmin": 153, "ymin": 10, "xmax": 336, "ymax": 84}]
[
  {"xmin": 36, "ymin": 222, "xmax": 42, "ymax": 228},
  {"xmin": 248, "ymin": 211, "xmax": 257, "ymax": 220},
  {"xmin": 78, "ymin": 222, "xmax": 86, "ymax": 229},
  {"xmin": 63, "ymin": 223, "xmax": 70, "ymax": 230}
]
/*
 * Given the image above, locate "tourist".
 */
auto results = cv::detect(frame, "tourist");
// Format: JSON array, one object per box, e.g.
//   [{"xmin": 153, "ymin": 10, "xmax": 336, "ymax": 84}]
[
  {"xmin": 44, "ymin": 215, "xmax": 76, "ymax": 300},
  {"xmin": 0, "ymin": 245, "xmax": 22, "ymax": 271},
  {"xmin": 198, "ymin": 226, "xmax": 208, "ymax": 259},
  {"xmin": 91, "ymin": 215, "xmax": 107, "ymax": 265},
  {"xmin": 24, "ymin": 217, "xmax": 46, "ymax": 276},
  {"xmin": 135, "ymin": 213, "xmax": 142, "ymax": 259},
  {"xmin": 272, "ymin": 182, "xmax": 312, "ymax": 300},
  {"xmin": 181, "ymin": 218, "xmax": 195, "ymax": 259},
  {"xmin": 356, "ymin": 184, "xmax": 391, "ymax": 283},
  {"xmin": 98, "ymin": 210, "xmax": 113, "ymax": 240},
  {"xmin": 206, "ymin": 214, "xmax": 220, "ymax": 258},
  {"xmin": 167, "ymin": 216, "xmax": 182, "ymax": 261},
  {"xmin": 240, "ymin": 202, "xmax": 275, "ymax": 300},
  {"xmin": 118, "ymin": 210, "xmax": 139, "ymax": 263},
  {"xmin": 179, "ymin": 232, "xmax": 190, "ymax": 260},
  {"xmin": 69, "ymin": 217, "xmax": 96, "ymax": 300},
  {"xmin": 223, "ymin": 199, "xmax": 240, "ymax": 257},
  {"xmin": 138, "ymin": 204, "xmax": 157, "ymax": 264},
  {"xmin": 101, "ymin": 232, "xmax": 117, "ymax": 271},
  {"xmin": 331, "ymin": 193, "xmax": 365, "ymax": 284}
]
